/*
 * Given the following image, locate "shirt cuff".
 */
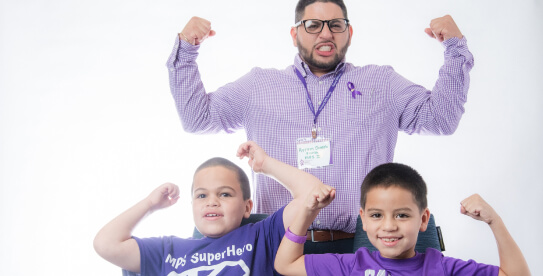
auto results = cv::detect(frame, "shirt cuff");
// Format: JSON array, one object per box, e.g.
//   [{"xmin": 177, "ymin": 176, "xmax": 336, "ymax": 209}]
[
  {"xmin": 166, "ymin": 35, "xmax": 200, "ymax": 69},
  {"xmin": 443, "ymin": 36, "xmax": 474, "ymax": 67}
]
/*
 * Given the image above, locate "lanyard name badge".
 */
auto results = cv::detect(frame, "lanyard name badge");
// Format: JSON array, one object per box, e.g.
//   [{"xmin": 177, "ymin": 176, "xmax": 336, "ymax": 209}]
[{"xmin": 294, "ymin": 65, "xmax": 345, "ymax": 169}]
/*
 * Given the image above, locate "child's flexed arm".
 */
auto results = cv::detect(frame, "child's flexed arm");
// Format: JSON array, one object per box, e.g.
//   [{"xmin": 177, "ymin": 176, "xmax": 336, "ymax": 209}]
[
  {"xmin": 237, "ymin": 141, "xmax": 335, "ymax": 275},
  {"xmin": 237, "ymin": 141, "xmax": 335, "ymax": 225},
  {"xmin": 461, "ymin": 194, "xmax": 530, "ymax": 276},
  {"xmin": 93, "ymin": 183, "xmax": 180, "ymax": 273},
  {"xmin": 274, "ymin": 183, "xmax": 335, "ymax": 276},
  {"xmin": 236, "ymin": 141, "xmax": 328, "ymax": 201}
]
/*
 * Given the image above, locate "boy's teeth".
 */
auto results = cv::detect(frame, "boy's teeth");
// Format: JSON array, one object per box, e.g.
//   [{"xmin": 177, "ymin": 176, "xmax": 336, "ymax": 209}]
[
  {"xmin": 206, "ymin": 214, "xmax": 218, "ymax": 217},
  {"xmin": 319, "ymin": 45, "xmax": 331, "ymax": 51},
  {"xmin": 382, "ymin": 238, "xmax": 398, "ymax": 242}
]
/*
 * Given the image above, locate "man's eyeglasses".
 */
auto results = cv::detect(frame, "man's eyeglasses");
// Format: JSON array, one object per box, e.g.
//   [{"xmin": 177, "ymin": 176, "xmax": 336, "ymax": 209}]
[{"xmin": 294, "ymin": 18, "xmax": 350, "ymax": 34}]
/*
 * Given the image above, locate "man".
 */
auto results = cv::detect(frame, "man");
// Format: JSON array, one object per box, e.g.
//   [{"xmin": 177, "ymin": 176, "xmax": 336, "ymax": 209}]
[{"xmin": 167, "ymin": 0, "xmax": 473, "ymax": 254}]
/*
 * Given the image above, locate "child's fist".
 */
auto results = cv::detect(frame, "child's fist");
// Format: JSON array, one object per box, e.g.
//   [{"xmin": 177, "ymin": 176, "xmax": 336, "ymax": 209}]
[
  {"xmin": 237, "ymin": 141, "xmax": 268, "ymax": 173},
  {"xmin": 460, "ymin": 193, "xmax": 498, "ymax": 225},
  {"xmin": 148, "ymin": 182, "xmax": 180, "ymax": 211}
]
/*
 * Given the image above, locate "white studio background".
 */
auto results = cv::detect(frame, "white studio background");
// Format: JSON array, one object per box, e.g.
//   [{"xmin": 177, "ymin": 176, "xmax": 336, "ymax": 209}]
[{"xmin": 1, "ymin": 0, "xmax": 541, "ymax": 275}]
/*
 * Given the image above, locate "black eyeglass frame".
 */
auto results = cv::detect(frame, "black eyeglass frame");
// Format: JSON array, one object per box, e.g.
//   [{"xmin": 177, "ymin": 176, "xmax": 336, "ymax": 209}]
[{"xmin": 294, "ymin": 18, "xmax": 350, "ymax": 34}]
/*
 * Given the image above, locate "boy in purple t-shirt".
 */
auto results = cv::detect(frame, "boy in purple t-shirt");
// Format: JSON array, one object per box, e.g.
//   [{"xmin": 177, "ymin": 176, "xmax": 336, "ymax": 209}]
[
  {"xmin": 275, "ymin": 163, "xmax": 530, "ymax": 275},
  {"xmin": 93, "ymin": 141, "xmax": 335, "ymax": 275}
]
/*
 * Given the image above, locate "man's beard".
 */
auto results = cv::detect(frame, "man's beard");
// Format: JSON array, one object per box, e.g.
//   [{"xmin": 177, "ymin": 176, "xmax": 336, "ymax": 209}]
[{"xmin": 297, "ymin": 38, "xmax": 350, "ymax": 73}]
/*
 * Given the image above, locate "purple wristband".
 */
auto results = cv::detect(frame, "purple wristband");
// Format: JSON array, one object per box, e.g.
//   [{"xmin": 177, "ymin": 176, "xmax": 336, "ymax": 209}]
[{"xmin": 285, "ymin": 227, "xmax": 307, "ymax": 244}]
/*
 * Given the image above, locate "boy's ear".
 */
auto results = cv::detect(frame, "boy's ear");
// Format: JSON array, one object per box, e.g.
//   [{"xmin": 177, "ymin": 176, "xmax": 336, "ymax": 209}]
[
  {"xmin": 243, "ymin": 199, "xmax": 253, "ymax": 219},
  {"xmin": 419, "ymin": 208, "xmax": 431, "ymax": 232},
  {"xmin": 359, "ymin": 207, "xmax": 367, "ymax": 232}
]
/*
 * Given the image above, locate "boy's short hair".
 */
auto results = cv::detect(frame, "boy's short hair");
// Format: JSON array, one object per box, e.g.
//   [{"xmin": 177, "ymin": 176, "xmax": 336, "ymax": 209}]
[
  {"xmin": 295, "ymin": 0, "xmax": 349, "ymax": 23},
  {"xmin": 360, "ymin": 163, "xmax": 427, "ymax": 212},
  {"xmin": 193, "ymin": 157, "xmax": 251, "ymax": 200}
]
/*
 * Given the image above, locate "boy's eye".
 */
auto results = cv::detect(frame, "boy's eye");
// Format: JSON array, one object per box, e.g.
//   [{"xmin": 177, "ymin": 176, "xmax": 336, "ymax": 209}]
[
  {"xmin": 196, "ymin": 194, "xmax": 206, "ymax": 199},
  {"xmin": 370, "ymin": 213, "xmax": 382, "ymax": 218},
  {"xmin": 396, "ymin": 213, "xmax": 409, "ymax": 219},
  {"xmin": 220, "ymin": 193, "xmax": 231, "ymax": 197}
]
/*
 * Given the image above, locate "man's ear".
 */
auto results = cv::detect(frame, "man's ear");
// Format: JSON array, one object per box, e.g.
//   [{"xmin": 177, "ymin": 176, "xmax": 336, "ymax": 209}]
[
  {"xmin": 244, "ymin": 199, "xmax": 253, "ymax": 219},
  {"xmin": 290, "ymin": 27, "xmax": 298, "ymax": 47},
  {"xmin": 348, "ymin": 25, "xmax": 353, "ymax": 46},
  {"xmin": 359, "ymin": 207, "xmax": 367, "ymax": 232},
  {"xmin": 419, "ymin": 208, "xmax": 431, "ymax": 232}
]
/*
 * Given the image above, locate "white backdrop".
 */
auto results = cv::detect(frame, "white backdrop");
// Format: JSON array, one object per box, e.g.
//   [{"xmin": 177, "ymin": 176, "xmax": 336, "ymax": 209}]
[{"xmin": 1, "ymin": 0, "xmax": 542, "ymax": 275}]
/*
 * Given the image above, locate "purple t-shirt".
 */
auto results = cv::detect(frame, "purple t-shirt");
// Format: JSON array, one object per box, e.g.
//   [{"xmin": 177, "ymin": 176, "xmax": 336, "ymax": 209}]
[
  {"xmin": 305, "ymin": 247, "xmax": 499, "ymax": 276},
  {"xmin": 133, "ymin": 207, "xmax": 285, "ymax": 276}
]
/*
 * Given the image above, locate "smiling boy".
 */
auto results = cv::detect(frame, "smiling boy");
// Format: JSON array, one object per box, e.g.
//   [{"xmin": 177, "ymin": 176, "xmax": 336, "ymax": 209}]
[
  {"xmin": 274, "ymin": 163, "xmax": 530, "ymax": 275},
  {"xmin": 362, "ymin": 185, "xmax": 428, "ymax": 260},
  {"xmin": 93, "ymin": 141, "xmax": 334, "ymax": 275}
]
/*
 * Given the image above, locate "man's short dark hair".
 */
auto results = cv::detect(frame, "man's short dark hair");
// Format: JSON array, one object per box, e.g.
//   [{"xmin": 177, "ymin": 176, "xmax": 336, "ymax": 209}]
[
  {"xmin": 295, "ymin": 0, "xmax": 348, "ymax": 22},
  {"xmin": 193, "ymin": 157, "xmax": 251, "ymax": 200},
  {"xmin": 360, "ymin": 163, "xmax": 428, "ymax": 212}
]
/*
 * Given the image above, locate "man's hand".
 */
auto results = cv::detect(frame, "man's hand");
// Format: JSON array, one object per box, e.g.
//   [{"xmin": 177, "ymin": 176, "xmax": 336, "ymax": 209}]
[
  {"xmin": 180, "ymin": 16, "xmax": 216, "ymax": 45},
  {"xmin": 424, "ymin": 15, "xmax": 463, "ymax": 42}
]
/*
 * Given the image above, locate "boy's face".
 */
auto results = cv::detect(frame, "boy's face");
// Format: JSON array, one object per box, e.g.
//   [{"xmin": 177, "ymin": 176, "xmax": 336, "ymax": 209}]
[
  {"xmin": 359, "ymin": 186, "xmax": 430, "ymax": 259},
  {"xmin": 192, "ymin": 166, "xmax": 253, "ymax": 238}
]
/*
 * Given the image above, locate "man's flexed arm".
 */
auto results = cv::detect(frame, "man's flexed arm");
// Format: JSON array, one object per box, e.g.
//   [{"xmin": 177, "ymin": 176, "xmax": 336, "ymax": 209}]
[
  {"xmin": 396, "ymin": 14, "xmax": 473, "ymax": 136},
  {"xmin": 169, "ymin": 16, "xmax": 251, "ymax": 134},
  {"xmin": 93, "ymin": 183, "xmax": 180, "ymax": 273}
]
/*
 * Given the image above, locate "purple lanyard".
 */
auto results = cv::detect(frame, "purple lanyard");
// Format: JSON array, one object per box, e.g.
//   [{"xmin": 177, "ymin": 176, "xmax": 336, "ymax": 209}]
[{"xmin": 294, "ymin": 65, "xmax": 345, "ymax": 125}]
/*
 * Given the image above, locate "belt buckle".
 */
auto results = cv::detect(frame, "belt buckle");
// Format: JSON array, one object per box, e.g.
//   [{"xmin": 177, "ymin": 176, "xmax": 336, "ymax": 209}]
[{"xmin": 310, "ymin": 230, "xmax": 334, "ymax": 242}]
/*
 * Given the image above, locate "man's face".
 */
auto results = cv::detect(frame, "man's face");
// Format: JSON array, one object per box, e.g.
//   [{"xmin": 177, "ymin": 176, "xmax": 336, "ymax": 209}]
[
  {"xmin": 360, "ymin": 186, "xmax": 430, "ymax": 259},
  {"xmin": 291, "ymin": 2, "xmax": 353, "ymax": 76},
  {"xmin": 192, "ymin": 166, "xmax": 252, "ymax": 238}
]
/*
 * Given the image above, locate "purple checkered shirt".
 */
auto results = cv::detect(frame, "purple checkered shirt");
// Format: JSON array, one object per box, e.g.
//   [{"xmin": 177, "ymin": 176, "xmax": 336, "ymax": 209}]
[{"xmin": 167, "ymin": 36, "xmax": 473, "ymax": 233}]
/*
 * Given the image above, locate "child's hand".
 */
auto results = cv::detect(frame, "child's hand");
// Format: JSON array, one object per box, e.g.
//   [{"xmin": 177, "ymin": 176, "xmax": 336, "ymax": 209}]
[
  {"xmin": 306, "ymin": 184, "xmax": 336, "ymax": 211},
  {"xmin": 460, "ymin": 193, "xmax": 498, "ymax": 225},
  {"xmin": 146, "ymin": 182, "xmax": 180, "ymax": 212},
  {"xmin": 236, "ymin": 141, "xmax": 268, "ymax": 173}
]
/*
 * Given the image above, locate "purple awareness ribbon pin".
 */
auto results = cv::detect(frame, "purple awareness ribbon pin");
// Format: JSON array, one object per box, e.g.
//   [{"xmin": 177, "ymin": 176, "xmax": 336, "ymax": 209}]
[{"xmin": 347, "ymin": 82, "xmax": 362, "ymax": 99}]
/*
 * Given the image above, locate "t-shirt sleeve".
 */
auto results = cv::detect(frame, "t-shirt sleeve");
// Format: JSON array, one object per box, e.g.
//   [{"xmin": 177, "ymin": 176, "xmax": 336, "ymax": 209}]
[
  {"xmin": 259, "ymin": 206, "xmax": 286, "ymax": 257},
  {"xmin": 441, "ymin": 255, "xmax": 499, "ymax": 275},
  {"xmin": 133, "ymin": 236, "xmax": 168, "ymax": 275}
]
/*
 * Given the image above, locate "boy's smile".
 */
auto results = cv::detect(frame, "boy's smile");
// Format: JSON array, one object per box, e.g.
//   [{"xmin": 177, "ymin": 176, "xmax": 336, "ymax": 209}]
[
  {"xmin": 192, "ymin": 166, "xmax": 252, "ymax": 238},
  {"xmin": 360, "ymin": 186, "xmax": 430, "ymax": 259}
]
